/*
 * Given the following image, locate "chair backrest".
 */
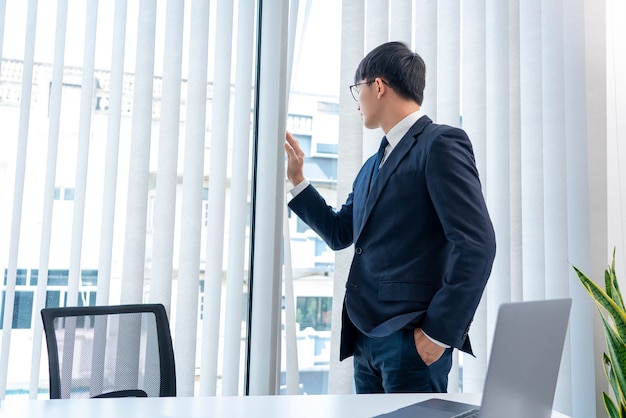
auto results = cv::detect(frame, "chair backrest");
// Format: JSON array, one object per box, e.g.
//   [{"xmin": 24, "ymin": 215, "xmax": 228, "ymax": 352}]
[{"xmin": 41, "ymin": 303, "xmax": 176, "ymax": 399}]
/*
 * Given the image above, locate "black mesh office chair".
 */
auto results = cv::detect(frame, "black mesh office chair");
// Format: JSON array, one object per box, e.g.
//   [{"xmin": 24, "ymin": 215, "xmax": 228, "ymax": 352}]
[{"xmin": 41, "ymin": 303, "xmax": 176, "ymax": 399}]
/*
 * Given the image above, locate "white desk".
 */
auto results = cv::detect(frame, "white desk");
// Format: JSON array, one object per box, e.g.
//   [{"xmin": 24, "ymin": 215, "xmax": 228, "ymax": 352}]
[{"xmin": 0, "ymin": 393, "xmax": 570, "ymax": 418}]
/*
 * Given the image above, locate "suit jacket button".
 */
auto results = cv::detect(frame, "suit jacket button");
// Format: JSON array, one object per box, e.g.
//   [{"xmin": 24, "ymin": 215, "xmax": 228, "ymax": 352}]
[{"xmin": 355, "ymin": 247, "xmax": 362, "ymax": 254}]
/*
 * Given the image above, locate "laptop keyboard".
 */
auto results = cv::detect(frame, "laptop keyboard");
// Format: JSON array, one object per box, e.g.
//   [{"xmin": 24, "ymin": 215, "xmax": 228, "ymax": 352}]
[{"xmin": 451, "ymin": 408, "xmax": 480, "ymax": 418}]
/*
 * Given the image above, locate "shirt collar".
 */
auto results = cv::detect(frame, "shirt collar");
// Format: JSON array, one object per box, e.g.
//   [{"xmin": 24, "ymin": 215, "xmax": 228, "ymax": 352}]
[{"xmin": 384, "ymin": 109, "xmax": 425, "ymax": 149}]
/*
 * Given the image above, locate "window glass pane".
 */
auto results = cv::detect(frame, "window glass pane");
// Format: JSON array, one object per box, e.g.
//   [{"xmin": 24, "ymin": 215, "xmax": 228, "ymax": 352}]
[
  {"xmin": 30, "ymin": 269, "xmax": 39, "ymax": 286},
  {"xmin": 284, "ymin": 0, "xmax": 341, "ymax": 396},
  {"xmin": 80, "ymin": 270, "xmax": 98, "ymax": 286},
  {"xmin": 47, "ymin": 270, "xmax": 69, "ymax": 286},
  {"xmin": 0, "ymin": 291, "xmax": 33, "ymax": 329},
  {"xmin": 296, "ymin": 296, "xmax": 332, "ymax": 331},
  {"xmin": 2, "ymin": 269, "xmax": 28, "ymax": 286},
  {"xmin": 63, "ymin": 188, "xmax": 75, "ymax": 201},
  {"xmin": 46, "ymin": 291, "xmax": 61, "ymax": 308},
  {"xmin": 296, "ymin": 217, "xmax": 309, "ymax": 234},
  {"xmin": 15, "ymin": 269, "xmax": 27, "ymax": 286},
  {"xmin": 15, "ymin": 291, "xmax": 34, "ymax": 329}
]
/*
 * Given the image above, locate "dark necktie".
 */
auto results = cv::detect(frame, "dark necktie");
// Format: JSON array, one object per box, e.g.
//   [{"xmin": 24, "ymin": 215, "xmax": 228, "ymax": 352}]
[{"xmin": 371, "ymin": 136, "xmax": 389, "ymax": 187}]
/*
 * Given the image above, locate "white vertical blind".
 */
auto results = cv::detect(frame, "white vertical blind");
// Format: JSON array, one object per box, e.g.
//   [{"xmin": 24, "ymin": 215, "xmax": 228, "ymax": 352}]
[
  {"xmin": 120, "ymin": 0, "xmax": 157, "ymax": 304},
  {"xmin": 484, "ymin": 0, "xmax": 510, "ymax": 337},
  {"xmin": 541, "ymin": 1, "xmax": 571, "ymax": 411},
  {"xmin": 25, "ymin": 0, "xmax": 68, "ymax": 400},
  {"xmin": 508, "ymin": 0, "xmax": 523, "ymax": 303},
  {"xmin": 67, "ymin": 0, "xmax": 99, "ymax": 307},
  {"xmin": 43, "ymin": 0, "xmax": 68, "ymax": 308},
  {"xmin": 0, "ymin": 0, "xmax": 5, "ymax": 63},
  {"xmin": 366, "ymin": 0, "xmax": 388, "ymax": 49},
  {"xmin": 29, "ymin": 0, "xmax": 99, "ymax": 399},
  {"xmin": 362, "ymin": 0, "xmax": 388, "ymax": 158},
  {"xmin": 389, "ymin": 0, "xmax": 412, "ymax": 43},
  {"xmin": 0, "ymin": 0, "xmax": 38, "ymax": 400},
  {"xmin": 437, "ymin": 1, "xmax": 461, "ymax": 126},
  {"xmin": 114, "ymin": 0, "xmax": 158, "ymax": 394},
  {"xmin": 96, "ymin": 0, "xmax": 128, "ymax": 307},
  {"xmin": 607, "ymin": 0, "xmax": 626, "ymax": 258},
  {"xmin": 221, "ymin": 0, "xmax": 256, "ymax": 396},
  {"xmin": 175, "ymin": 0, "xmax": 210, "ymax": 397},
  {"xmin": 199, "ymin": 0, "xmax": 234, "ymax": 397},
  {"xmin": 282, "ymin": 198, "xmax": 300, "ymax": 395},
  {"xmin": 328, "ymin": 0, "xmax": 364, "ymax": 395},
  {"xmin": 247, "ymin": 0, "xmax": 290, "ymax": 396},
  {"xmin": 413, "ymin": 0, "xmax": 438, "ymax": 118},
  {"xmin": 462, "ymin": 0, "xmax": 488, "ymax": 394},
  {"xmin": 436, "ymin": 1, "xmax": 463, "ymax": 393},
  {"xmin": 282, "ymin": 0, "xmax": 301, "ymax": 397},
  {"xmin": 582, "ymin": 0, "xmax": 609, "ymax": 415},
  {"xmin": 563, "ymin": 0, "xmax": 596, "ymax": 410},
  {"xmin": 150, "ymin": 0, "xmax": 185, "ymax": 311},
  {"xmin": 144, "ymin": 0, "xmax": 183, "ymax": 391},
  {"xmin": 519, "ymin": 0, "xmax": 546, "ymax": 302}
]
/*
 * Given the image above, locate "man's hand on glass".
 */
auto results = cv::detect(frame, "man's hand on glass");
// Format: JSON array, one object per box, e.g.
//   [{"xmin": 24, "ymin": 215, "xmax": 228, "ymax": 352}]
[{"xmin": 284, "ymin": 131, "xmax": 306, "ymax": 187}]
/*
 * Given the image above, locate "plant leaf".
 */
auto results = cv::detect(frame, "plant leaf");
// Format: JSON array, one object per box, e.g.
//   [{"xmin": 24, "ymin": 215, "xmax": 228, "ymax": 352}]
[
  {"xmin": 575, "ymin": 250, "xmax": 626, "ymax": 418},
  {"xmin": 611, "ymin": 248, "xmax": 625, "ymax": 311},
  {"xmin": 601, "ymin": 314, "xmax": 626, "ymax": 402},
  {"xmin": 607, "ymin": 268, "xmax": 615, "ymax": 302},
  {"xmin": 604, "ymin": 391, "xmax": 620, "ymax": 418},
  {"xmin": 573, "ymin": 264, "xmax": 626, "ymax": 342},
  {"xmin": 605, "ymin": 352, "xmax": 622, "ymax": 402}
]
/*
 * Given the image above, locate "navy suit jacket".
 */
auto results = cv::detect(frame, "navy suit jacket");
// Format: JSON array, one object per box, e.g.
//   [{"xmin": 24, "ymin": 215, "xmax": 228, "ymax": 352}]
[{"xmin": 288, "ymin": 116, "xmax": 496, "ymax": 361}]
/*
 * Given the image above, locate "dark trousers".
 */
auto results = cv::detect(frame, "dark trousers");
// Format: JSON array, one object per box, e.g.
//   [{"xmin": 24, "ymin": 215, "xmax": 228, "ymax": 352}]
[{"xmin": 352, "ymin": 328, "xmax": 453, "ymax": 393}]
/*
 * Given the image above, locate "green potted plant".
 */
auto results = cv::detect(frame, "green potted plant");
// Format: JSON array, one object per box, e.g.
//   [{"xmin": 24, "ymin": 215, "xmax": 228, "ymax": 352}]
[{"xmin": 572, "ymin": 248, "xmax": 626, "ymax": 418}]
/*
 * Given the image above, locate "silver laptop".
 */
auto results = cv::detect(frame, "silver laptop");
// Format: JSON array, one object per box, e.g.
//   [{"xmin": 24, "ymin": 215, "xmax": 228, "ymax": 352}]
[{"xmin": 374, "ymin": 298, "xmax": 572, "ymax": 418}]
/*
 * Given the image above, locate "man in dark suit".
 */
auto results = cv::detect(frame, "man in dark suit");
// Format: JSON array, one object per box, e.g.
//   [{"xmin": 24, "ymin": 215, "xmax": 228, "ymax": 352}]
[{"xmin": 284, "ymin": 41, "xmax": 496, "ymax": 394}]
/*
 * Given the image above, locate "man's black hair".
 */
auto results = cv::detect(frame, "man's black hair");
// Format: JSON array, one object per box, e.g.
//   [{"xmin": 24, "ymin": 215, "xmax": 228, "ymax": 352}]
[{"xmin": 354, "ymin": 41, "xmax": 426, "ymax": 105}]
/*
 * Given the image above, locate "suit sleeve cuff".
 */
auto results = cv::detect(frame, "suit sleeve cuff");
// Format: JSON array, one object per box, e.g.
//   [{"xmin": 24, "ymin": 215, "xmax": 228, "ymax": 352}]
[
  {"xmin": 423, "ymin": 330, "xmax": 451, "ymax": 348},
  {"xmin": 288, "ymin": 179, "xmax": 310, "ymax": 198}
]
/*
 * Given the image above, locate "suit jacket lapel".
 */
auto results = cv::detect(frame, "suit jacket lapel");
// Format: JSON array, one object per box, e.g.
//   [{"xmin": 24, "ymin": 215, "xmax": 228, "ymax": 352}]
[{"xmin": 355, "ymin": 116, "xmax": 432, "ymax": 241}]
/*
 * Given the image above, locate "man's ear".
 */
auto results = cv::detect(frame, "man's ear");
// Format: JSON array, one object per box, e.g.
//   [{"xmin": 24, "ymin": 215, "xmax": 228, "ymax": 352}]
[{"xmin": 375, "ymin": 77, "xmax": 386, "ymax": 99}]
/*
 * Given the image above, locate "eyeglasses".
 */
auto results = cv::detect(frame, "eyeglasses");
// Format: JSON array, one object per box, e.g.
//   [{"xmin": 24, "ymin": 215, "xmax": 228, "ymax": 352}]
[
  {"xmin": 349, "ymin": 79, "xmax": 389, "ymax": 101},
  {"xmin": 349, "ymin": 80, "xmax": 375, "ymax": 101}
]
